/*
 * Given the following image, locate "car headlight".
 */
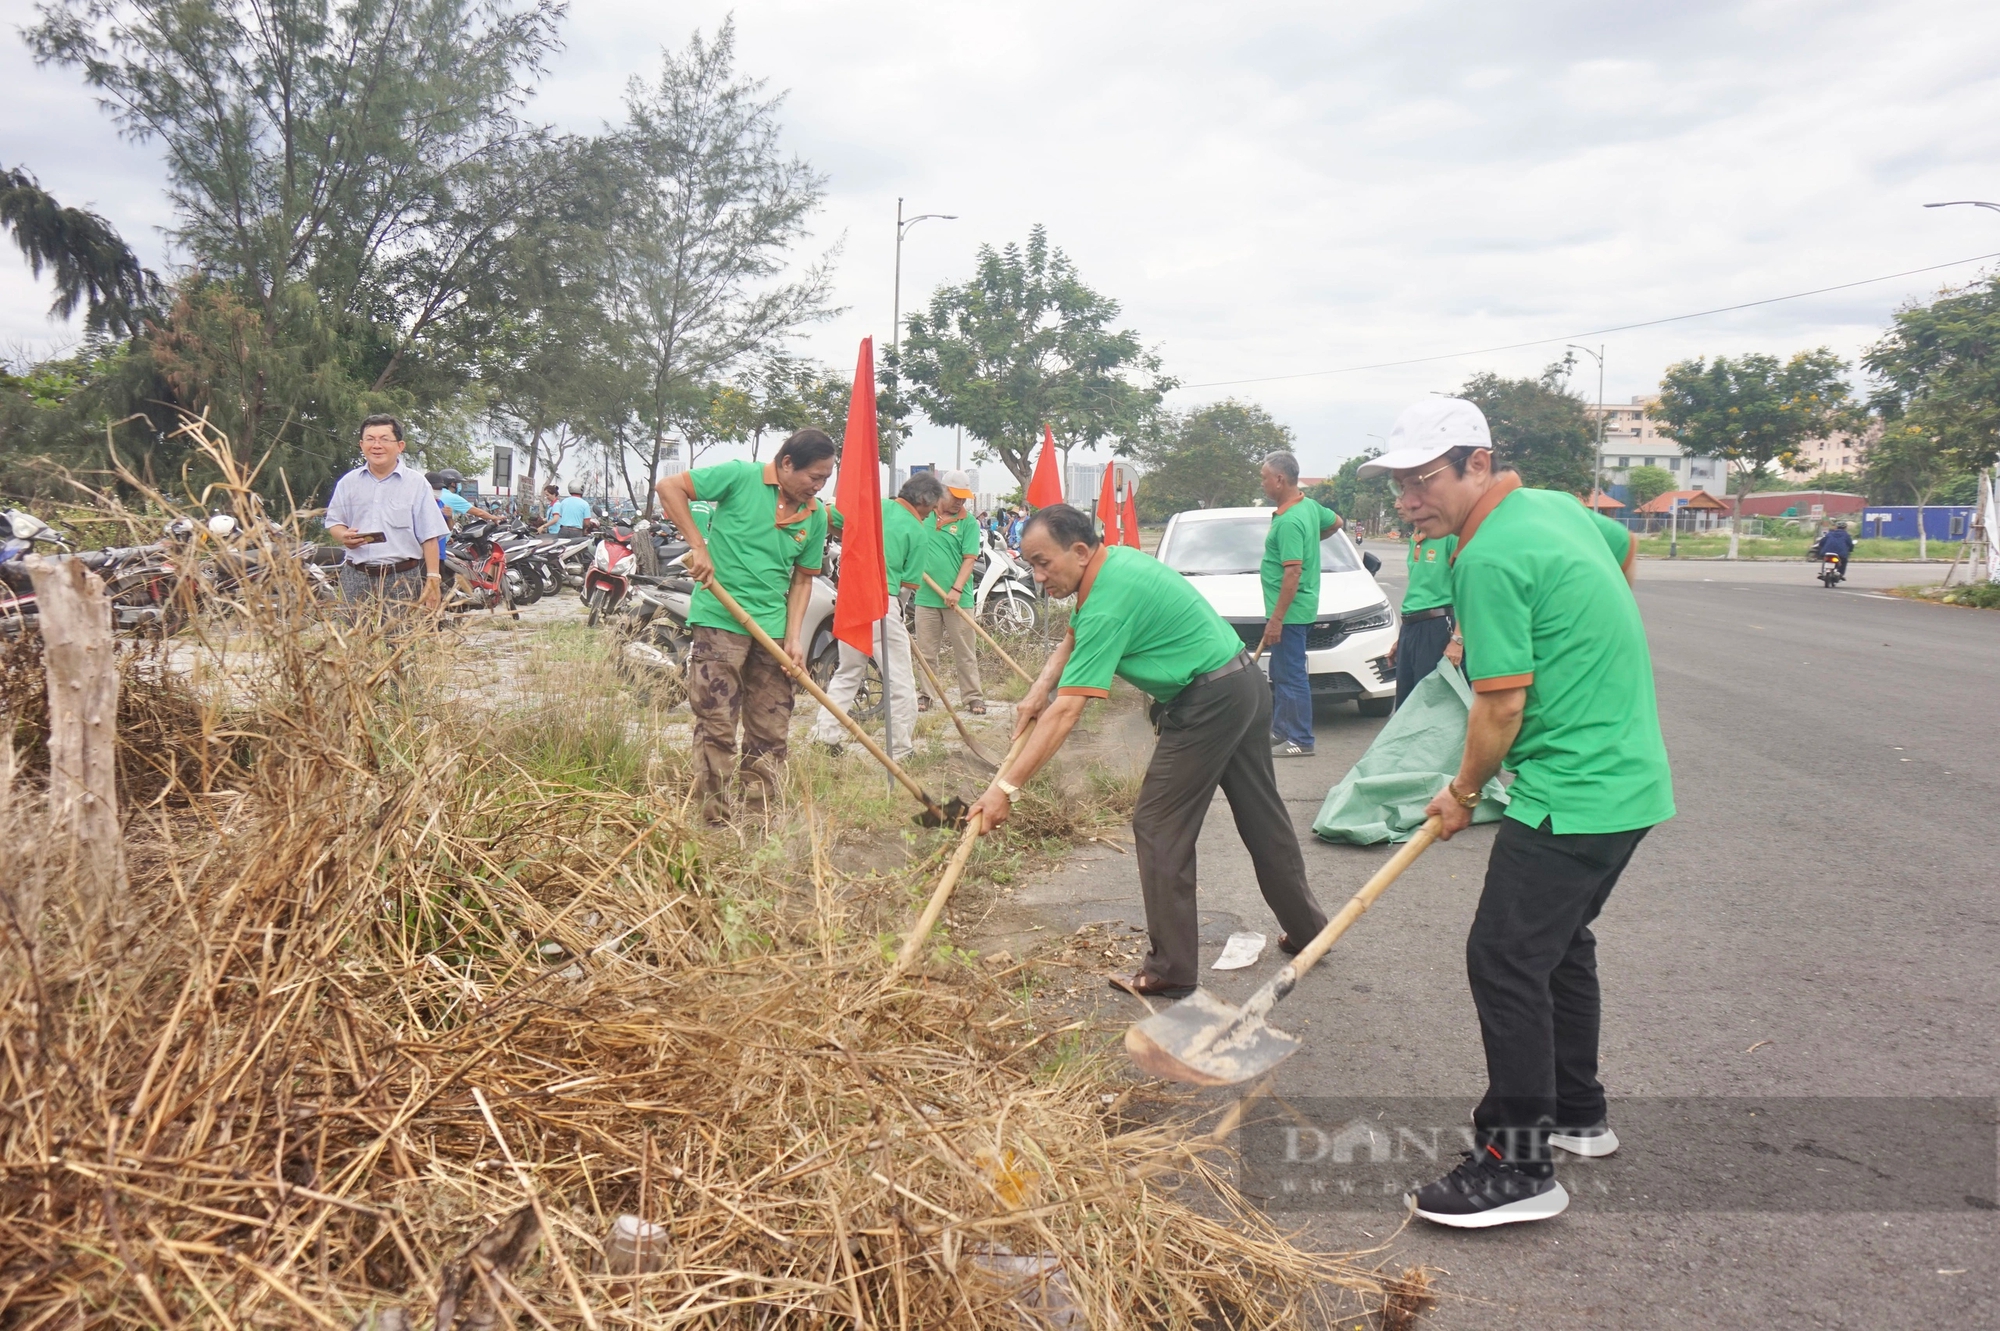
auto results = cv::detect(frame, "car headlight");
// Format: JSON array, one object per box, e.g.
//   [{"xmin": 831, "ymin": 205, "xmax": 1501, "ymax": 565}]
[{"xmin": 1341, "ymin": 602, "xmax": 1394, "ymax": 634}]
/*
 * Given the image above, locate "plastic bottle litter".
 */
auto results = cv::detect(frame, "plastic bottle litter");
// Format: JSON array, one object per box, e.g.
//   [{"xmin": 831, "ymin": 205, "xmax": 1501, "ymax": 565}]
[{"xmin": 604, "ymin": 1214, "xmax": 667, "ymax": 1275}]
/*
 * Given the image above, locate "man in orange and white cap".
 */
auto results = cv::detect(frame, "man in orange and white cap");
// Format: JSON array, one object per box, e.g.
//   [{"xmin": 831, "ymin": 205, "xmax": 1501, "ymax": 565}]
[{"xmin": 913, "ymin": 469, "xmax": 986, "ymax": 714}]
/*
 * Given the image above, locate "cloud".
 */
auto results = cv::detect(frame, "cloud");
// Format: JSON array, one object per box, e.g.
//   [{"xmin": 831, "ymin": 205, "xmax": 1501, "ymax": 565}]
[{"xmin": 8, "ymin": 0, "xmax": 2000, "ymax": 478}]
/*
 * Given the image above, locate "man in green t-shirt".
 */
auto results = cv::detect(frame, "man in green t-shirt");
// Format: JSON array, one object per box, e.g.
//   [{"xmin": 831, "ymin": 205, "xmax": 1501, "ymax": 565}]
[
  {"xmin": 1387, "ymin": 531, "xmax": 1461, "ymax": 706},
  {"xmin": 1358, "ymin": 397, "xmax": 1674, "ymax": 1229},
  {"xmin": 1257, "ymin": 451, "xmax": 1343, "ymax": 757},
  {"xmin": 656, "ymin": 429, "xmax": 836, "ymax": 822},
  {"xmin": 813, "ymin": 472, "xmax": 943, "ymax": 755},
  {"xmin": 968, "ymin": 504, "xmax": 1328, "ymax": 998},
  {"xmin": 912, "ymin": 469, "xmax": 986, "ymax": 714}
]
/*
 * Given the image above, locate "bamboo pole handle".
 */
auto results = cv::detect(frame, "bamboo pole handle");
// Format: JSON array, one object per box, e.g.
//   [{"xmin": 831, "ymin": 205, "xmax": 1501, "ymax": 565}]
[
  {"xmin": 887, "ymin": 723, "xmax": 1037, "ymax": 980},
  {"xmin": 908, "ymin": 639, "xmax": 1000, "ymax": 769},
  {"xmin": 923, "ymin": 573, "xmax": 1034, "ymax": 685},
  {"xmin": 699, "ymin": 573, "xmax": 943, "ymax": 820}
]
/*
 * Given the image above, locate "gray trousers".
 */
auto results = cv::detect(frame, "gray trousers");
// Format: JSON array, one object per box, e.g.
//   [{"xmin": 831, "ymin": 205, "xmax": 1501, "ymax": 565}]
[
  {"xmin": 1133, "ymin": 663, "xmax": 1328, "ymax": 985},
  {"xmin": 337, "ymin": 561, "xmax": 426, "ymax": 625},
  {"xmin": 913, "ymin": 603, "xmax": 981, "ymax": 707}
]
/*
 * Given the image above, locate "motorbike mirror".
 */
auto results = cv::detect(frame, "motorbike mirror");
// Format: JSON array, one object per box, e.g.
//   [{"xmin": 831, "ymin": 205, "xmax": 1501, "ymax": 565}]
[{"xmin": 4, "ymin": 510, "xmax": 50, "ymax": 540}]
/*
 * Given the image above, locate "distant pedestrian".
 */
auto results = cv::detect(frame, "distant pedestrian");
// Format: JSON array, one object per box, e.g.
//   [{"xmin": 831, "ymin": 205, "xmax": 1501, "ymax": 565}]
[
  {"xmin": 323, "ymin": 415, "xmax": 447, "ymax": 618},
  {"xmin": 544, "ymin": 485, "xmax": 594, "ymax": 537},
  {"xmin": 655, "ymin": 429, "xmax": 835, "ymax": 822},
  {"xmin": 815, "ymin": 472, "xmax": 943, "ymax": 756},
  {"xmin": 1367, "ymin": 396, "xmax": 1674, "ymax": 1229},
  {"xmin": 914, "ymin": 469, "xmax": 986, "ymax": 715},
  {"xmin": 1256, "ymin": 451, "xmax": 1342, "ymax": 757}
]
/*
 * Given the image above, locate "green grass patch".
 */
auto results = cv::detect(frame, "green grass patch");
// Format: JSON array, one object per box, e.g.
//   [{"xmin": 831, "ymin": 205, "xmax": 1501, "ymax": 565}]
[{"xmin": 1632, "ymin": 534, "xmax": 1930, "ymax": 560}]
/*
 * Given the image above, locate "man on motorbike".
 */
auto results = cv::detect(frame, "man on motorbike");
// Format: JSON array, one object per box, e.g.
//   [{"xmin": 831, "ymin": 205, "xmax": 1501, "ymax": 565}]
[{"xmin": 1811, "ymin": 521, "xmax": 1853, "ymax": 579}]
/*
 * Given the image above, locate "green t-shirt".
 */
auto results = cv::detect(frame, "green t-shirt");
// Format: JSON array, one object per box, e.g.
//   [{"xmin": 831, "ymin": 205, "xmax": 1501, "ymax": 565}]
[
  {"xmin": 1585, "ymin": 507, "xmax": 1636, "ymax": 573},
  {"xmin": 1451, "ymin": 485, "xmax": 1672, "ymax": 834},
  {"xmin": 1403, "ymin": 535, "xmax": 1457, "ymax": 613},
  {"xmin": 685, "ymin": 459, "xmax": 827, "ymax": 639},
  {"xmin": 827, "ymin": 499, "xmax": 928, "ymax": 598},
  {"xmin": 1059, "ymin": 546, "xmax": 1245, "ymax": 703},
  {"xmin": 1261, "ymin": 497, "xmax": 1339, "ymax": 624},
  {"xmin": 915, "ymin": 508, "xmax": 982, "ymax": 607}
]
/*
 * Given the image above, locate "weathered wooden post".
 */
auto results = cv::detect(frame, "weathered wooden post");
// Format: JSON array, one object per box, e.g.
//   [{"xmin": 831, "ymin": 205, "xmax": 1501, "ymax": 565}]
[{"xmin": 25, "ymin": 556, "xmax": 126, "ymax": 919}]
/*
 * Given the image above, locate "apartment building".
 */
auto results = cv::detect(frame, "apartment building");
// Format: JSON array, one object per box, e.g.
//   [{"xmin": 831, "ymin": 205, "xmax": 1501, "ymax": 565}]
[{"xmin": 1585, "ymin": 396, "xmax": 1730, "ymax": 498}]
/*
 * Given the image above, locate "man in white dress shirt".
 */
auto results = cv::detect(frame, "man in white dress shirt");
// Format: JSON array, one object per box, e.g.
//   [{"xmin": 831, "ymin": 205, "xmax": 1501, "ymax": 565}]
[{"xmin": 323, "ymin": 415, "xmax": 448, "ymax": 616}]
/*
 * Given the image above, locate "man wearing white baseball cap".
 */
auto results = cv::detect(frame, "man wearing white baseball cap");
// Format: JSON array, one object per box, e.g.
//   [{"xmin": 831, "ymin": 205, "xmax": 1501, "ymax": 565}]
[
  {"xmin": 1366, "ymin": 397, "xmax": 1674, "ymax": 1229},
  {"xmin": 913, "ymin": 469, "xmax": 986, "ymax": 714}
]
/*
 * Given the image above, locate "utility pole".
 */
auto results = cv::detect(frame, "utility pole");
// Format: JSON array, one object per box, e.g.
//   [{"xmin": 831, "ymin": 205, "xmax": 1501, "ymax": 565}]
[{"xmin": 891, "ymin": 198, "xmax": 957, "ymax": 486}]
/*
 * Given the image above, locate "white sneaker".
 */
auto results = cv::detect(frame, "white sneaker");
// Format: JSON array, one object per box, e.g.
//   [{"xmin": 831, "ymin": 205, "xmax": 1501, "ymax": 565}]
[{"xmin": 1549, "ymin": 1125, "xmax": 1620, "ymax": 1158}]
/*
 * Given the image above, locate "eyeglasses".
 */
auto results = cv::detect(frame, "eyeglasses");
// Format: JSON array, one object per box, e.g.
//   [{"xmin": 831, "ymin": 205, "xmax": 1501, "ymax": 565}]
[{"xmin": 1391, "ymin": 459, "xmax": 1456, "ymax": 498}]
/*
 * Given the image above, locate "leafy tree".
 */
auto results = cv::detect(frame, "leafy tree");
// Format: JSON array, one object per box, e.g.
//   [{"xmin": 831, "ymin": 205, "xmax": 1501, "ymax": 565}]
[
  {"xmin": 1864, "ymin": 421, "xmax": 1956, "ymax": 558},
  {"xmin": 1133, "ymin": 399, "xmax": 1289, "ymax": 516},
  {"xmin": 1319, "ymin": 451, "xmax": 1395, "ymax": 532},
  {"xmin": 27, "ymin": 0, "xmax": 568, "ymax": 493},
  {"xmin": 1625, "ymin": 465, "xmax": 1676, "ymax": 510},
  {"xmin": 1457, "ymin": 359, "xmax": 1597, "ymax": 494},
  {"xmin": 1864, "ymin": 274, "xmax": 2000, "ymax": 474},
  {"xmin": 608, "ymin": 20, "xmax": 835, "ymax": 514},
  {"xmin": 1651, "ymin": 349, "xmax": 1854, "ymax": 558},
  {"xmin": 900, "ymin": 226, "xmax": 1173, "ymax": 487},
  {"xmin": 0, "ymin": 166, "xmax": 160, "ymax": 336}
]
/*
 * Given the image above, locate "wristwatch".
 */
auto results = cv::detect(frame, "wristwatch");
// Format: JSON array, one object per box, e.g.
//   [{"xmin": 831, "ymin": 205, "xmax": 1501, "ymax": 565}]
[
  {"xmin": 1447, "ymin": 780, "xmax": 1482, "ymax": 809},
  {"xmin": 995, "ymin": 778, "xmax": 1020, "ymax": 798}
]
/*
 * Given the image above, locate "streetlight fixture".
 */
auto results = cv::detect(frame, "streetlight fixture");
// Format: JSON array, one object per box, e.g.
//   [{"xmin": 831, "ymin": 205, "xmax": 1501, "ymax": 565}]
[
  {"xmin": 1924, "ymin": 200, "xmax": 2000, "ymax": 212},
  {"xmin": 891, "ymin": 198, "xmax": 957, "ymax": 483}
]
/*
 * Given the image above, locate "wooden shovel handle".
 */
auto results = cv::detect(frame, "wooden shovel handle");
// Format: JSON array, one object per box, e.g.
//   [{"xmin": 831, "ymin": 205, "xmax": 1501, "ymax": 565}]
[
  {"xmin": 1290, "ymin": 816, "xmax": 1441, "ymax": 980},
  {"xmin": 908, "ymin": 641, "xmax": 1000, "ymax": 769},
  {"xmin": 922, "ymin": 573, "xmax": 1034, "ymax": 685},
  {"xmin": 886, "ymin": 722, "xmax": 1037, "ymax": 981},
  {"xmin": 699, "ymin": 573, "xmax": 941, "ymax": 819}
]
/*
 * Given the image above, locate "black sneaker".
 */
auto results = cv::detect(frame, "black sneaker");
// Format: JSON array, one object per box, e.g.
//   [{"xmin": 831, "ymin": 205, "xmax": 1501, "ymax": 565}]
[
  {"xmin": 1409, "ymin": 1147, "xmax": 1569, "ymax": 1228},
  {"xmin": 1550, "ymin": 1124, "xmax": 1620, "ymax": 1158}
]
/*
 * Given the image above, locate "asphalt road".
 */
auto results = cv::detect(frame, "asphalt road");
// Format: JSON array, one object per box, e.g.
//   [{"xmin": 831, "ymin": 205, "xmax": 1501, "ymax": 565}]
[{"xmin": 990, "ymin": 555, "xmax": 1998, "ymax": 1330}]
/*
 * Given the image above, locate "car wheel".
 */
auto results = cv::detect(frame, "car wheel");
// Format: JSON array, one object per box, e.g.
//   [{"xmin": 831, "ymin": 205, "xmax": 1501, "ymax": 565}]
[{"xmin": 1357, "ymin": 696, "xmax": 1394, "ymax": 717}]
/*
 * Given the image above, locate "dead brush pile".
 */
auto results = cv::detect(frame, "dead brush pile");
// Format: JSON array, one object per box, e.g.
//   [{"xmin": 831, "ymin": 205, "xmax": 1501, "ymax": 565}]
[{"xmin": 0, "ymin": 459, "xmax": 1409, "ymax": 1328}]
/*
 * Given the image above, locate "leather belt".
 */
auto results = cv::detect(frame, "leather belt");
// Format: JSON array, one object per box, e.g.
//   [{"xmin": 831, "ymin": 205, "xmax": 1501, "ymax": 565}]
[
  {"xmin": 353, "ymin": 557, "xmax": 421, "ymax": 575},
  {"xmin": 1185, "ymin": 650, "xmax": 1254, "ymax": 691},
  {"xmin": 1403, "ymin": 605, "xmax": 1452, "ymax": 622}
]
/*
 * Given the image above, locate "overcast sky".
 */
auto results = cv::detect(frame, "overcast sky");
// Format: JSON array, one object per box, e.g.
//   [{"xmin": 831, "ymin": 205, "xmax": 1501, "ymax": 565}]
[{"xmin": 8, "ymin": 0, "xmax": 2000, "ymax": 481}]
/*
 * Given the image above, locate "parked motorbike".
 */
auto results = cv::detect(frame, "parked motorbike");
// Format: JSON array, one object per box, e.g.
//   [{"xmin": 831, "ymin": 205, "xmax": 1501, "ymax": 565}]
[
  {"xmin": 966, "ymin": 529, "xmax": 1042, "ymax": 635},
  {"xmin": 443, "ymin": 519, "xmax": 517, "ymax": 614},
  {"xmin": 1, "ymin": 509, "xmax": 71, "ymax": 637}
]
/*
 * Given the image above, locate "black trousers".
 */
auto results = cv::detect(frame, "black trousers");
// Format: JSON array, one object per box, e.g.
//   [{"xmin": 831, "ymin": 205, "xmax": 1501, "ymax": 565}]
[
  {"xmin": 1394, "ymin": 614, "xmax": 1452, "ymax": 706},
  {"xmin": 1468, "ymin": 815, "xmax": 1650, "ymax": 1162},
  {"xmin": 1132, "ymin": 664, "xmax": 1328, "ymax": 985}
]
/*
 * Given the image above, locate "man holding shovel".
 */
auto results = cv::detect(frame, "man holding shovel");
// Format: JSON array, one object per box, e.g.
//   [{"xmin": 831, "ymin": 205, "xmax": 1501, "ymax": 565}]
[
  {"xmin": 656, "ymin": 429, "xmax": 836, "ymax": 823},
  {"xmin": 968, "ymin": 504, "xmax": 1328, "ymax": 999},
  {"xmin": 1365, "ymin": 397, "xmax": 1674, "ymax": 1228},
  {"xmin": 815, "ymin": 471, "xmax": 943, "ymax": 756},
  {"xmin": 913, "ymin": 469, "xmax": 986, "ymax": 715}
]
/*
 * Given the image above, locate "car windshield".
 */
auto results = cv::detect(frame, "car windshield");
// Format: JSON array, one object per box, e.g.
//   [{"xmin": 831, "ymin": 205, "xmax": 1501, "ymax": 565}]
[{"xmin": 1161, "ymin": 514, "xmax": 1361, "ymax": 575}]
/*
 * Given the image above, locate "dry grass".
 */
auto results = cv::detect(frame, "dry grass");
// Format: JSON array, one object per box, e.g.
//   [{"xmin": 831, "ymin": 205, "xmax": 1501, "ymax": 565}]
[{"xmin": 0, "ymin": 426, "xmax": 1424, "ymax": 1329}]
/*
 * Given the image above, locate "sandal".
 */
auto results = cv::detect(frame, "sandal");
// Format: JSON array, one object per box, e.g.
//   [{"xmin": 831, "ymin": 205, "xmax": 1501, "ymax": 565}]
[
  {"xmin": 1107, "ymin": 971, "xmax": 1196, "ymax": 1000},
  {"xmin": 966, "ymin": 700, "xmax": 987, "ymax": 715},
  {"xmin": 917, "ymin": 696, "xmax": 932, "ymax": 713}
]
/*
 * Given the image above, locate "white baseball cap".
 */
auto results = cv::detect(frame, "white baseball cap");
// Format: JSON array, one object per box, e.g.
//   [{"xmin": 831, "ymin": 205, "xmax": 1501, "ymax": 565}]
[
  {"xmin": 940, "ymin": 469, "xmax": 975, "ymax": 498},
  {"xmin": 1357, "ymin": 398, "xmax": 1493, "ymax": 477}
]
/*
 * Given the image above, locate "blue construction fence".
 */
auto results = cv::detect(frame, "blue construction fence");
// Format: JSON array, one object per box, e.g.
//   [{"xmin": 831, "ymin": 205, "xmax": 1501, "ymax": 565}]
[{"xmin": 1856, "ymin": 506, "xmax": 1976, "ymax": 541}]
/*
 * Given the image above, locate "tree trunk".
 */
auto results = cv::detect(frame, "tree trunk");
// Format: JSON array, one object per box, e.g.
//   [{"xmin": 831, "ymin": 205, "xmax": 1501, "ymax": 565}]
[
  {"xmin": 24, "ymin": 556, "xmax": 126, "ymax": 930},
  {"xmin": 1728, "ymin": 470, "xmax": 1742, "ymax": 560},
  {"xmin": 1916, "ymin": 497, "xmax": 1927, "ymax": 560}
]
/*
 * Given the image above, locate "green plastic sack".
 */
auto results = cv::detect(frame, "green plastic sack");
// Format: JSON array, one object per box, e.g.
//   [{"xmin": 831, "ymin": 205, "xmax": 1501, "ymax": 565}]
[{"xmin": 1312, "ymin": 660, "xmax": 1508, "ymax": 845}]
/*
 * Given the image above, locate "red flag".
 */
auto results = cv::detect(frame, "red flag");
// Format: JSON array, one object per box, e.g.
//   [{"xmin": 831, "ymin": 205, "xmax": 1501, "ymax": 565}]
[
  {"xmin": 1122, "ymin": 479, "xmax": 1142, "ymax": 548},
  {"xmin": 1026, "ymin": 424, "xmax": 1063, "ymax": 508},
  {"xmin": 1096, "ymin": 461, "xmax": 1121, "ymax": 545},
  {"xmin": 831, "ymin": 337, "xmax": 886, "ymax": 654}
]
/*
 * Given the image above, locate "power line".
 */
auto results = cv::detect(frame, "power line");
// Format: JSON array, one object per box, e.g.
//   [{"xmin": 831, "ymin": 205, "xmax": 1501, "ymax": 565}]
[{"xmin": 1179, "ymin": 250, "xmax": 2000, "ymax": 391}]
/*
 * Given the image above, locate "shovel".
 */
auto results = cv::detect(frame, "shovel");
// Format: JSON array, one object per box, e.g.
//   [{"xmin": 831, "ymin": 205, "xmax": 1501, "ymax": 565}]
[
  {"xmin": 908, "ymin": 644, "xmax": 1000, "ymax": 772},
  {"xmin": 885, "ymin": 721, "xmax": 1037, "ymax": 982},
  {"xmin": 1125, "ymin": 816, "xmax": 1441, "ymax": 1086},
  {"xmin": 699, "ymin": 573, "xmax": 967, "ymax": 828}
]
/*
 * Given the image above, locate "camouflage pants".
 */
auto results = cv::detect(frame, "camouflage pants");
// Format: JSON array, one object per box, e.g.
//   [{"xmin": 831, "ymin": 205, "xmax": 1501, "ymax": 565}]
[{"xmin": 687, "ymin": 625, "xmax": 794, "ymax": 816}]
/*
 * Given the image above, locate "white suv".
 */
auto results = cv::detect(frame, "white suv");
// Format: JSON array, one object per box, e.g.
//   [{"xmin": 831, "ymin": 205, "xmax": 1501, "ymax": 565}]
[{"xmin": 1154, "ymin": 507, "xmax": 1399, "ymax": 717}]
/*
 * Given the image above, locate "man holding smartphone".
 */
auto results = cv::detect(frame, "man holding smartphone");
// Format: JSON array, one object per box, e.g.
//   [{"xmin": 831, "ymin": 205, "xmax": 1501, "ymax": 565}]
[{"xmin": 323, "ymin": 415, "xmax": 448, "ymax": 616}]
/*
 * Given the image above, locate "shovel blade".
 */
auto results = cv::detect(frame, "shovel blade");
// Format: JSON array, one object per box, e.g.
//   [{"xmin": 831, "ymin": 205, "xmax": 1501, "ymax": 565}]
[
  {"xmin": 1124, "ymin": 988, "xmax": 1302, "ymax": 1087},
  {"xmin": 915, "ymin": 796, "xmax": 971, "ymax": 829}
]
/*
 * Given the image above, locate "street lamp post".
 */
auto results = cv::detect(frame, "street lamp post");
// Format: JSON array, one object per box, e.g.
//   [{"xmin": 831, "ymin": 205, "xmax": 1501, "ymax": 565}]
[
  {"xmin": 1566, "ymin": 342, "xmax": 1636, "ymax": 547},
  {"xmin": 891, "ymin": 198, "xmax": 957, "ymax": 484}
]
